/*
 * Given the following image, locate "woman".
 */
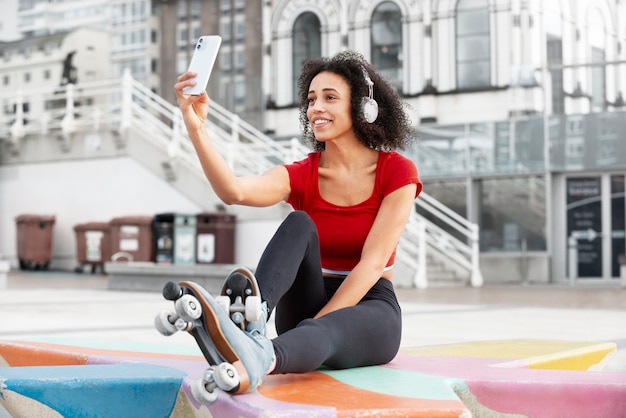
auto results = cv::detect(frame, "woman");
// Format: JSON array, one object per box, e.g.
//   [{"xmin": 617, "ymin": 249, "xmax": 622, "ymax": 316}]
[{"xmin": 174, "ymin": 50, "xmax": 422, "ymax": 393}]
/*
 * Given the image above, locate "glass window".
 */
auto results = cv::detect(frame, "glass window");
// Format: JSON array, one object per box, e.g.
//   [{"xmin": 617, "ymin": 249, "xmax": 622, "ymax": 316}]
[
  {"xmin": 591, "ymin": 47, "xmax": 606, "ymax": 112},
  {"xmin": 235, "ymin": 50, "xmax": 245, "ymax": 73},
  {"xmin": 480, "ymin": 176, "xmax": 547, "ymax": 252},
  {"xmin": 292, "ymin": 12, "xmax": 321, "ymax": 103},
  {"xmin": 547, "ymin": 35, "xmax": 564, "ymax": 114},
  {"xmin": 220, "ymin": 51, "xmax": 232, "ymax": 71},
  {"xmin": 191, "ymin": 0, "xmax": 200, "ymax": 18},
  {"xmin": 587, "ymin": 9, "xmax": 606, "ymax": 112},
  {"xmin": 456, "ymin": 0, "xmax": 490, "ymax": 89},
  {"xmin": 234, "ymin": 79, "xmax": 246, "ymax": 105},
  {"xmin": 371, "ymin": 1, "xmax": 402, "ymax": 89}
]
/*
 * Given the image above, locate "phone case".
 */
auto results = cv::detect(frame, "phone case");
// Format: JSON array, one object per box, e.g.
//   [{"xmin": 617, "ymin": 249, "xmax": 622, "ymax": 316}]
[{"xmin": 183, "ymin": 35, "xmax": 222, "ymax": 95}]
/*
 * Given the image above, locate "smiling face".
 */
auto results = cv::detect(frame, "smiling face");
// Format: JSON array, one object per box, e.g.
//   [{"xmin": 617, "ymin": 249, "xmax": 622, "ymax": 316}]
[{"xmin": 306, "ymin": 71, "xmax": 355, "ymax": 144}]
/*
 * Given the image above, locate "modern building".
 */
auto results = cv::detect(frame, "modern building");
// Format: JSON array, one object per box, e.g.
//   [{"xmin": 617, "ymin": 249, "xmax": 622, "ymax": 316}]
[
  {"xmin": 1, "ymin": 0, "xmax": 625, "ymax": 286},
  {"xmin": 260, "ymin": 0, "xmax": 626, "ymax": 284}
]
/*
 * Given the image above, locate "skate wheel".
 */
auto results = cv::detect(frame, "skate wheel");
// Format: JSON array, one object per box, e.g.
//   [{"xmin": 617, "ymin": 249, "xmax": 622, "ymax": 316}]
[
  {"xmin": 175, "ymin": 294, "xmax": 202, "ymax": 321},
  {"xmin": 154, "ymin": 310, "xmax": 178, "ymax": 336},
  {"xmin": 245, "ymin": 295, "xmax": 262, "ymax": 322},
  {"xmin": 190, "ymin": 376, "xmax": 219, "ymax": 404},
  {"xmin": 216, "ymin": 295, "xmax": 231, "ymax": 315},
  {"xmin": 162, "ymin": 281, "xmax": 182, "ymax": 301},
  {"xmin": 213, "ymin": 362, "xmax": 240, "ymax": 392}
]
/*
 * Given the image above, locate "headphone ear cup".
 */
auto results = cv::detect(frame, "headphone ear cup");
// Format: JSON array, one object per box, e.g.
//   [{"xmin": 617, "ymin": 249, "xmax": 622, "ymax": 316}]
[{"xmin": 361, "ymin": 97, "xmax": 379, "ymax": 123}]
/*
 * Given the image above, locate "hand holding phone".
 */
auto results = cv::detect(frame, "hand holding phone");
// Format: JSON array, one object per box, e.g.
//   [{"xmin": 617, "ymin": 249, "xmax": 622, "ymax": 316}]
[{"xmin": 183, "ymin": 35, "xmax": 222, "ymax": 96}]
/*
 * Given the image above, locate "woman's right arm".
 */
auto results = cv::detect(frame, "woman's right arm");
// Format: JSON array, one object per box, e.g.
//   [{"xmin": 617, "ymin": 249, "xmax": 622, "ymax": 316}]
[{"xmin": 175, "ymin": 72, "xmax": 291, "ymax": 207}]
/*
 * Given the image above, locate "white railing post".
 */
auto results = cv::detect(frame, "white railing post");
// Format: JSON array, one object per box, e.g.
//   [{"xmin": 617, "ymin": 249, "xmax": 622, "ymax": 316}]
[
  {"xmin": 120, "ymin": 69, "xmax": 133, "ymax": 135},
  {"xmin": 168, "ymin": 116, "xmax": 181, "ymax": 160},
  {"xmin": 470, "ymin": 223, "xmax": 483, "ymax": 287},
  {"xmin": 61, "ymin": 83, "xmax": 76, "ymax": 141},
  {"xmin": 290, "ymin": 137, "xmax": 301, "ymax": 162},
  {"xmin": 227, "ymin": 114, "xmax": 239, "ymax": 169},
  {"xmin": 10, "ymin": 91, "xmax": 25, "ymax": 146},
  {"xmin": 414, "ymin": 215, "xmax": 428, "ymax": 289},
  {"xmin": 568, "ymin": 234, "xmax": 578, "ymax": 285}
]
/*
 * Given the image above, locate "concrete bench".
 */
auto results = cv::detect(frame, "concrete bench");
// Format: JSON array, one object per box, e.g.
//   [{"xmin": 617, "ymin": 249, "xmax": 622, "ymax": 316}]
[{"xmin": 1, "ymin": 339, "xmax": 624, "ymax": 417}]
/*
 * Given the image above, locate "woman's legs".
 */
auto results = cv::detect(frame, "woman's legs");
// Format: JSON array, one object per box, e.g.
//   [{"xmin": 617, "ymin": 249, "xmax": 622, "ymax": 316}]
[
  {"xmin": 251, "ymin": 211, "xmax": 402, "ymax": 375},
  {"xmin": 271, "ymin": 279, "xmax": 402, "ymax": 374},
  {"xmin": 254, "ymin": 211, "xmax": 328, "ymax": 334}
]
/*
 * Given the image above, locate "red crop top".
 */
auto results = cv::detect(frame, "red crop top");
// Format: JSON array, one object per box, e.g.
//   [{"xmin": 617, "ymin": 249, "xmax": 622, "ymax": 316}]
[{"xmin": 284, "ymin": 151, "xmax": 422, "ymax": 273}]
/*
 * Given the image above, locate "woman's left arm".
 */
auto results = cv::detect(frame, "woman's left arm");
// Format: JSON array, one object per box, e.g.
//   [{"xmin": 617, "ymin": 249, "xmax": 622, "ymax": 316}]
[{"xmin": 314, "ymin": 183, "xmax": 418, "ymax": 318}]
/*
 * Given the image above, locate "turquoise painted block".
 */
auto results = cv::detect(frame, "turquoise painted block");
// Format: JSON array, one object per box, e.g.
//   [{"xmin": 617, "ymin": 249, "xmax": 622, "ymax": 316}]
[{"xmin": 0, "ymin": 363, "xmax": 186, "ymax": 418}]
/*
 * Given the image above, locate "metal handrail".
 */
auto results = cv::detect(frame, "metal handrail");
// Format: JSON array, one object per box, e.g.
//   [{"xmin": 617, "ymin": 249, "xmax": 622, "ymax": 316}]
[{"xmin": 0, "ymin": 71, "xmax": 482, "ymax": 288}]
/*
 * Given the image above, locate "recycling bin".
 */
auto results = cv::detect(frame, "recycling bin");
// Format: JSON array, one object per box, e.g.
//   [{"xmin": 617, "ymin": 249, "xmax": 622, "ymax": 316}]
[
  {"xmin": 153, "ymin": 213, "xmax": 175, "ymax": 264},
  {"xmin": 73, "ymin": 221, "xmax": 111, "ymax": 273},
  {"xmin": 196, "ymin": 213, "xmax": 235, "ymax": 264},
  {"xmin": 16, "ymin": 214, "xmax": 56, "ymax": 270},
  {"xmin": 174, "ymin": 213, "xmax": 197, "ymax": 265},
  {"xmin": 109, "ymin": 215, "xmax": 154, "ymax": 262}
]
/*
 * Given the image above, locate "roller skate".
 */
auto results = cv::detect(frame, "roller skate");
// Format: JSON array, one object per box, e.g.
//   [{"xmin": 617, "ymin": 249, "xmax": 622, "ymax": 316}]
[
  {"xmin": 154, "ymin": 279, "xmax": 273, "ymax": 405},
  {"xmin": 216, "ymin": 267, "xmax": 268, "ymax": 335}
]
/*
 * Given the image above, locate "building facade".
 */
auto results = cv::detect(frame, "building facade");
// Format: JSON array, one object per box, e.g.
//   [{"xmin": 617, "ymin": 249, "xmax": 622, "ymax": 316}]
[
  {"xmin": 260, "ymin": 0, "xmax": 626, "ymax": 284},
  {"xmin": 3, "ymin": 0, "xmax": 625, "ymax": 284}
]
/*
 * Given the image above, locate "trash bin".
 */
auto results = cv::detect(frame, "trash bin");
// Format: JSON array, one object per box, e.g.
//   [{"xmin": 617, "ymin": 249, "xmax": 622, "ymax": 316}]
[
  {"xmin": 73, "ymin": 222, "xmax": 111, "ymax": 273},
  {"xmin": 174, "ymin": 213, "xmax": 197, "ymax": 265},
  {"xmin": 109, "ymin": 216, "xmax": 154, "ymax": 262},
  {"xmin": 195, "ymin": 213, "xmax": 235, "ymax": 264},
  {"xmin": 152, "ymin": 213, "xmax": 175, "ymax": 264},
  {"xmin": 15, "ymin": 214, "xmax": 56, "ymax": 270}
]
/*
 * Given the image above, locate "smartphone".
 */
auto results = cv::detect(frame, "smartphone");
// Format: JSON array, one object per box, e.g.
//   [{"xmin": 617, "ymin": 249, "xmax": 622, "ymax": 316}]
[{"xmin": 182, "ymin": 35, "xmax": 222, "ymax": 95}]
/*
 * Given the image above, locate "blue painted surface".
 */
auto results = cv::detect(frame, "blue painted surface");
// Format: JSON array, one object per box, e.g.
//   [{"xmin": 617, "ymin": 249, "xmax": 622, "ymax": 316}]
[{"xmin": 0, "ymin": 363, "xmax": 186, "ymax": 418}]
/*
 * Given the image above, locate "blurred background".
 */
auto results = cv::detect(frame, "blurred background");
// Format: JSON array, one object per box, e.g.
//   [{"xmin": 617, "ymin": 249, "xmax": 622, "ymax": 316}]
[{"xmin": 1, "ymin": 0, "xmax": 626, "ymax": 289}]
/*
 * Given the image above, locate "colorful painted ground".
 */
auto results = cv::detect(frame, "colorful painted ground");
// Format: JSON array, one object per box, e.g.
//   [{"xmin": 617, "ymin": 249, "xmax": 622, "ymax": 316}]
[{"xmin": 0, "ymin": 339, "xmax": 624, "ymax": 417}]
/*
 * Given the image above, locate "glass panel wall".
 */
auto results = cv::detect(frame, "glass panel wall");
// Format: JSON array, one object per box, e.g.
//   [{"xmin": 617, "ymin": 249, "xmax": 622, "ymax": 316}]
[
  {"xmin": 479, "ymin": 176, "xmax": 547, "ymax": 252},
  {"xmin": 411, "ymin": 110, "xmax": 626, "ymax": 180}
]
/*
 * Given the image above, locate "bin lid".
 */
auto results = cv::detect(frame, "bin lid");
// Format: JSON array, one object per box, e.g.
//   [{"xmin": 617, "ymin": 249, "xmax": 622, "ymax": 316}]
[
  {"xmin": 154, "ymin": 212, "xmax": 176, "ymax": 222},
  {"xmin": 74, "ymin": 222, "xmax": 110, "ymax": 231},
  {"xmin": 16, "ymin": 214, "xmax": 56, "ymax": 224},
  {"xmin": 196, "ymin": 213, "xmax": 236, "ymax": 222},
  {"xmin": 109, "ymin": 215, "xmax": 153, "ymax": 226},
  {"xmin": 175, "ymin": 213, "xmax": 197, "ymax": 224}
]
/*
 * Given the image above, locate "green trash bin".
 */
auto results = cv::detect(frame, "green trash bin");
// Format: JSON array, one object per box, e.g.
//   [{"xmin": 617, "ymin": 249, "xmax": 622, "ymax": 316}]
[
  {"xmin": 153, "ymin": 213, "xmax": 175, "ymax": 264},
  {"xmin": 174, "ymin": 213, "xmax": 196, "ymax": 265}
]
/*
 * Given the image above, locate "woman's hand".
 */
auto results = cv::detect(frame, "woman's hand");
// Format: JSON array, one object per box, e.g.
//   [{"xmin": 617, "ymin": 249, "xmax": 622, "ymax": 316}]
[{"xmin": 174, "ymin": 71, "xmax": 209, "ymax": 132}]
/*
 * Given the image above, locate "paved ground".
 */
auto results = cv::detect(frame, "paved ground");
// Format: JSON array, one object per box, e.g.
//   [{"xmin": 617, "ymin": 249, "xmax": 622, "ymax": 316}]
[
  {"xmin": 2, "ymin": 269, "xmax": 625, "ymax": 369},
  {"xmin": 1, "ymin": 269, "xmax": 625, "ymax": 416}
]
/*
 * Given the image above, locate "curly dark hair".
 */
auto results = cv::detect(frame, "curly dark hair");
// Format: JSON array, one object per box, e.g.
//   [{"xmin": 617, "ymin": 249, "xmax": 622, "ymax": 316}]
[{"xmin": 297, "ymin": 50, "xmax": 415, "ymax": 151}]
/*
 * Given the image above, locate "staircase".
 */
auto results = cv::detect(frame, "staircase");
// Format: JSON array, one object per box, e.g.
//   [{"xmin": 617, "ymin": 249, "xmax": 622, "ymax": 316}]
[{"xmin": 0, "ymin": 71, "xmax": 482, "ymax": 288}]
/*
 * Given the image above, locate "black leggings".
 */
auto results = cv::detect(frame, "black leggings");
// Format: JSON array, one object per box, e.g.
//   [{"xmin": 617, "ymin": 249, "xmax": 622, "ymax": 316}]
[{"xmin": 254, "ymin": 211, "xmax": 402, "ymax": 374}]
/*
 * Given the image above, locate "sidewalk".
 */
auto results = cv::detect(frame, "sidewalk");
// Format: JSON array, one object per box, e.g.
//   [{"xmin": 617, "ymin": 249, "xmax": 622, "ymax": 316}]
[
  {"xmin": 1, "ymin": 270, "xmax": 625, "ymax": 417},
  {"xmin": 2, "ymin": 269, "xmax": 625, "ymax": 371}
]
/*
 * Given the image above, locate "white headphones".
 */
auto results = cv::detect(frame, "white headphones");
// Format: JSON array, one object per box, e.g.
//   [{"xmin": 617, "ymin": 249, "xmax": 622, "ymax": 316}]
[{"xmin": 361, "ymin": 68, "xmax": 379, "ymax": 123}]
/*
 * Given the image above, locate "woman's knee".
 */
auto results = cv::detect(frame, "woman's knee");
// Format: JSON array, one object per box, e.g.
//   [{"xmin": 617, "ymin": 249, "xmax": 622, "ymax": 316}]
[
  {"xmin": 284, "ymin": 210, "xmax": 314, "ymax": 229},
  {"xmin": 278, "ymin": 211, "xmax": 317, "ymax": 239}
]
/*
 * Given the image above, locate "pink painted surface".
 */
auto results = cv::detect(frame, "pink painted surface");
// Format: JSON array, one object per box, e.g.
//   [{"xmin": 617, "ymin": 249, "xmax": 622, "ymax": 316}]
[{"xmin": 390, "ymin": 353, "xmax": 626, "ymax": 418}]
